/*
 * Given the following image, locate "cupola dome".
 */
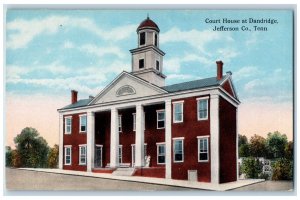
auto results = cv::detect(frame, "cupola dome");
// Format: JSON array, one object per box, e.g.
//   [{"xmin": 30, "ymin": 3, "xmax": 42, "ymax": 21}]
[{"xmin": 137, "ymin": 16, "xmax": 160, "ymax": 32}]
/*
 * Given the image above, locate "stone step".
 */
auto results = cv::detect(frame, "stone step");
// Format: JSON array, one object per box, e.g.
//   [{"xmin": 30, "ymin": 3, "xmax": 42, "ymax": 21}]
[{"xmin": 112, "ymin": 168, "xmax": 135, "ymax": 176}]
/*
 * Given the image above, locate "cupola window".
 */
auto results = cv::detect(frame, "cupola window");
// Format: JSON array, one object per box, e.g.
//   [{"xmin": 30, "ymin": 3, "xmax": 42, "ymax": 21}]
[
  {"xmin": 140, "ymin": 32, "xmax": 146, "ymax": 46},
  {"xmin": 154, "ymin": 33, "xmax": 158, "ymax": 46},
  {"xmin": 156, "ymin": 60, "xmax": 160, "ymax": 71},
  {"xmin": 139, "ymin": 59, "xmax": 145, "ymax": 69}
]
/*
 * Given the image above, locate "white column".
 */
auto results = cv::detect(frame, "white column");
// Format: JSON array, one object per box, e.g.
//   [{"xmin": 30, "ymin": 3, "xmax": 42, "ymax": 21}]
[
  {"xmin": 210, "ymin": 94, "xmax": 220, "ymax": 184},
  {"xmin": 236, "ymin": 107, "xmax": 239, "ymax": 180},
  {"xmin": 110, "ymin": 107, "xmax": 119, "ymax": 168},
  {"xmin": 165, "ymin": 99, "xmax": 172, "ymax": 179},
  {"xmin": 58, "ymin": 113, "xmax": 64, "ymax": 169},
  {"xmin": 87, "ymin": 111, "xmax": 95, "ymax": 172},
  {"xmin": 135, "ymin": 103, "xmax": 144, "ymax": 167}
]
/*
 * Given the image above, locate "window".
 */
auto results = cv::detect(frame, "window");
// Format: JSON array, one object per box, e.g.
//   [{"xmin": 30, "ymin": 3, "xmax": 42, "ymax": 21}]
[
  {"xmin": 173, "ymin": 101, "xmax": 183, "ymax": 123},
  {"xmin": 154, "ymin": 33, "xmax": 158, "ymax": 46},
  {"xmin": 79, "ymin": 114, "xmax": 87, "ymax": 132},
  {"xmin": 139, "ymin": 59, "xmax": 144, "ymax": 69},
  {"xmin": 64, "ymin": 146, "xmax": 72, "ymax": 165},
  {"xmin": 133, "ymin": 113, "xmax": 136, "ymax": 131},
  {"xmin": 157, "ymin": 110, "xmax": 165, "ymax": 129},
  {"xmin": 197, "ymin": 97, "xmax": 209, "ymax": 120},
  {"xmin": 118, "ymin": 115, "xmax": 122, "ymax": 132},
  {"xmin": 198, "ymin": 136, "xmax": 209, "ymax": 162},
  {"xmin": 79, "ymin": 145, "xmax": 87, "ymax": 165},
  {"xmin": 156, "ymin": 60, "xmax": 160, "ymax": 71},
  {"xmin": 118, "ymin": 145, "xmax": 122, "ymax": 164},
  {"xmin": 65, "ymin": 117, "xmax": 72, "ymax": 134},
  {"xmin": 173, "ymin": 138, "xmax": 184, "ymax": 162},
  {"xmin": 139, "ymin": 32, "xmax": 145, "ymax": 45},
  {"xmin": 157, "ymin": 143, "xmax": 165, "ymax": 164}
]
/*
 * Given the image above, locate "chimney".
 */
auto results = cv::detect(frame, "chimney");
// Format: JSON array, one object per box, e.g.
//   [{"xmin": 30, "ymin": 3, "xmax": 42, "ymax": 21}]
[
  {"xmin": 71, "ymin": 90, "xmax": 78, "ymax": 104},
  {"xmin": 216, "ymin": 61, "xmax": 223, "ymax": 80}
]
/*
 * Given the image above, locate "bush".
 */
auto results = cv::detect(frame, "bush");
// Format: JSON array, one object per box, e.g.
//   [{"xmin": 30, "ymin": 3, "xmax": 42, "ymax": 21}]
[
  {"xmin": 240, "ymin": 157, "xmax": 263, "ymax": 179},
  {"xmin": 272, "ymin": 158, "xmax": 293, "ymax": 180},
  {"xmin": 6, "ymin": 150, "xmax": 13, "ymax": 167}
]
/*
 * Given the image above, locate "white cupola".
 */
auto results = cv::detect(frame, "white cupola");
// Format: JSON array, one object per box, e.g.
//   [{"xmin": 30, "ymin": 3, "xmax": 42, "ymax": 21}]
[{"xmin": 130, "ymin": 16, "xmax": 166, "ymax": 87}]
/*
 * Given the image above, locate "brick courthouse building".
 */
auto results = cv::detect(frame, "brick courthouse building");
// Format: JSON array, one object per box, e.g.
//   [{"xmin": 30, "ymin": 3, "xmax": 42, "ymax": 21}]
[{"xmin": 58, "ymin": 17, "xmax": 240, "ymax": 184}]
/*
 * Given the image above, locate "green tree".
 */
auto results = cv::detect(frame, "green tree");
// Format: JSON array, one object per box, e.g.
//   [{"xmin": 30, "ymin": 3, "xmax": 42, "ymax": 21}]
[
  {"xmin": 240, "ymin": 157, "xmax": 263, "ymax": 179},
  {"xmin": 284, "ymin": 141, "xmax": 293, "ymax": 160},
  {"xmin": 48, "ymin": 144, "xmax": 59, "ymax": 168},
  {"xmin": 11, "ymin": 149, "xmax": 21, "ymax": 168},
  {"xmin": 249, "ymin": 134, "xmax": 267, "ymax": 157},
  {"xmin": 266, "ymin": 131, "xmax": 288, "ymax": 159},
  {"xmin": 272, "ymin": 158, "xmax": 293, "ymax": 180},
  {"xmin": 239, "ymin": 143, "xmax": 250, "ymax": 157},
  {"xmin": 6, "ymin": 146, "xmax": 12, "ymax": 167},
  {"xmin": 14, "ymin": 127, "xmax": 49, "ymax": 168},
  {"xmin": 238, "ymin": 134, "xmax": 248, "ymax": 146}
]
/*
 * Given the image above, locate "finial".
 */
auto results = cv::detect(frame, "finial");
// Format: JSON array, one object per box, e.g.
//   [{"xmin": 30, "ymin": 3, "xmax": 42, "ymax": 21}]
[{"xmin": 147, "ymin": 13, "xmax": 149, "ymax": 19}]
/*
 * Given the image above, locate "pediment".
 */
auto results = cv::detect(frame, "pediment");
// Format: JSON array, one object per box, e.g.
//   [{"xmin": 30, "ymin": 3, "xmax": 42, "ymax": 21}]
[{"xmin": 89, "ymin": 72, "xmax": 167, "ymax": 105}]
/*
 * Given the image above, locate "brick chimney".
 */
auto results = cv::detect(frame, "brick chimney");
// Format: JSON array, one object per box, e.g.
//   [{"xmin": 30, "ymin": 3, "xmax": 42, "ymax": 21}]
[
  {"xmin": 71, "ymin": 90, "xmax": 78, "ymax": 104},
  {"xmin": 216, "ymin": 61, "xmax": 223, "ymax": 80}
]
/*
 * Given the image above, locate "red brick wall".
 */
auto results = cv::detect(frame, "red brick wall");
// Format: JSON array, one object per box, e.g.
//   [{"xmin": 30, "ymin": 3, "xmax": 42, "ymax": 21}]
[
  {"xmin": 63, "ymin": 113, "xmax": 87, "ymax": 171},
  {"xmin": 219, "ymin": 97, "xmax": 237, "ymax": 183},
  {"xmin": 222, "ymin": 80, "xmax": 234, "ymax": 97},
  {"xmin": 171, "ymin": 96, "xmax": 211, "ymax": 182},
  {"xmin": 133, "ymin": 167, "xmax": 165, "ymax": 178}
]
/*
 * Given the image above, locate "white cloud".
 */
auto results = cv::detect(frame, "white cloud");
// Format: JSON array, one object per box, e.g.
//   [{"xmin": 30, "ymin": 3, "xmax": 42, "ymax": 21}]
[
  {"xmin": 80, "ymin": 44, "xmax": 125, "ymax": 58},
  {"xmin": 160, "ymin": 27, "xmax": 233, "ymax": 54},
  {"xmin": 244, "ymin": 79, "xmax": 262, "ymax": 91},
  {"xmin": 6, "ymin": 15, "xmax": 136, "ymax": 49},
  {"xmin": 215, "ymin": 48, "xmax": 239, "ymax": 62},
  {"xmin": 63, "ymin": 41, "xmax": 74, "ymax": 49},
  {"xmin": 233, "ymin": 66, "xmax": 259, "ymax": 81}
]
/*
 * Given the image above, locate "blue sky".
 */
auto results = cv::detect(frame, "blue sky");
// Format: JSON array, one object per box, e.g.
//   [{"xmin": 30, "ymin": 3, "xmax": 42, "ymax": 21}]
[{"xmin": 5, "ymin": 10, "xmax": 294, "ymax": 146}]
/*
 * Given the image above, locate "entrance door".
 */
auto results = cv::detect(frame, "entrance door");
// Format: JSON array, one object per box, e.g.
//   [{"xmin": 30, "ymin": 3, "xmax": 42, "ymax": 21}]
[{"xmin": 95, "ymin": 145, "xmax": 103, "ymax": 168}]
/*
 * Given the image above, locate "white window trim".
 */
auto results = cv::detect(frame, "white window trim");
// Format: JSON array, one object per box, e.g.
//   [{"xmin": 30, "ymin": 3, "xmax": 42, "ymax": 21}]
[
  {"xmin": 156, "ymin": 109, "xmax": 165, "ymax": 129},
  {"xmin": 79, "ymin": 144, "xmax": 87, "ymax": 165},
  {"xmin": 156, "ymin": 143, "xmax": 166, "ymax": 165},
  {"xmin": 64, "ymin": 145, "xmax": 72, "ymax": 165},
  {"xmin": 119, "ymin": 145, "xmax": 123, "ymax": 164},
  {"xmin": 197, "ymin": 136, "xmax": 209, "ymax": 162},
  {"xmin": 132, "ymin": 113, "xmax": 136, "ymax": 131},
  {"xmin": 173, "ymin": 138, "xmax": 184, "ymax": 163},
  {"xmin": 172, "ymin": 101, "xmax": 184, "ymax": 123},
  {"xmin": 197, "ymin": 97, "xmax": 209, "ymax": 121},
  {"xmin": 79, "ymin": 114, "xmax": 87, "ymax": 133},
  {"xmin": 64, "ymin": 116, "xmax": 72, "ymax": 134},
  {"xmin": 139, "ymin": 31, "xmax": 147, "ymax": 47},
  {"xmin": 118, "ymin": 115, "xmax": 122, "ymax": 133}
]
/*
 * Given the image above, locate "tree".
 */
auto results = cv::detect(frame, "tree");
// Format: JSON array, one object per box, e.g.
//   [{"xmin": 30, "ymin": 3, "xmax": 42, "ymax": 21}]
[
  {"xmin": 272, "ymin": 158, "xmax": 293, "ymax": 180},
  {"xmin": 238, "ymin": 134, "xmax": 250, "ymax": 157},
  {"xmin": 14, "ymin": 127, "xmax": 49, "ymax": 168},
  {"xmin": 249, "ymin": 134, "xmax": 267, "ymax": 157},
  {"xmin": 6, "ymin": 146, "xmax": 12, "ymax": 167},
  {"xmin": 238, "ymin": 134, "xmax": 248, "ymax": 146},
  {"xmin": 239, "ymin": 143, "xmax": 250, "ymax": 157},
  {"xmin": 265, "ymin": 131, "xmax": 288, "ymax": 159},
  {"xmin": 284, "ymin": 141, "xmax": 293, "ymax": 160},
  {"xmin": 48, "ymin": 144, "xmax": 59, "ymax": 168},
  {"xmin": 11, "ymin": 149, "xmax": 21, "ymax": 168},
  {"xmin": 240, "ymin": 157, "xmax": 263, "ymax": 179}
]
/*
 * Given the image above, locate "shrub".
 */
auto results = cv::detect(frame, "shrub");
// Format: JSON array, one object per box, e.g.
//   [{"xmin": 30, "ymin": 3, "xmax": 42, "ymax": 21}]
[
  {"xmin": 272, "ymin": 158, "xmax": 293, "ymax": 180},
  {"xmin": 240, "ymin": 157, "xmax": 263, "ymax": 179}
]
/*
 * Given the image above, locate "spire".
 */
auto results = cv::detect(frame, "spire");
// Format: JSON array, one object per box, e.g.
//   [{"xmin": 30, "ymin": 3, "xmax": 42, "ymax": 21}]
[{"xmin": 147, "ymin": 13, "xmax": 149, "ymax": 19}]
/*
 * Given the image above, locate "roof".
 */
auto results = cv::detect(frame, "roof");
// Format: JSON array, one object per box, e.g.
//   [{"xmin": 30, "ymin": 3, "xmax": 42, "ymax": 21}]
[
  {"xmin": 137, "ymin": 17, "xmax": 160, "ymax": 32},
  {"xmin": 162, "ymin": 76, "xmax": 224, "ymax": 93},
  {"xmin": 59, "ymin": 76, "xmax": 226, "ymax": 110},
  {"xmin": 61, "ymin": 98, "xmax": 93, "ymax": 110}
]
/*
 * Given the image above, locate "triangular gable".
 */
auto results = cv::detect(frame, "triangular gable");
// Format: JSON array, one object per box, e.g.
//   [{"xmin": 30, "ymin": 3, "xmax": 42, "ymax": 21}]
[
  {"xmin": 220, "ymin": 75, "xmax": 238, "ymax": 100},
  {"xmin": 89, "ymin": 71, "xmax": 168, "ymax": 105}
]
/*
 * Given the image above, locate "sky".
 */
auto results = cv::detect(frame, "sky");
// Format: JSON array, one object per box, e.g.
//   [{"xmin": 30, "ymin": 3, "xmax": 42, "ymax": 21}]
[{"xmin": 5, "ymin": 9, "xmax": 293, "ymax": 148}]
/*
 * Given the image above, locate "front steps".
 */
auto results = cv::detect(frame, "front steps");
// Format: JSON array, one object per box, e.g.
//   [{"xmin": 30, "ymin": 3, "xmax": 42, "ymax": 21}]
[{"xmin": 112, "ymin": 167, "xmax": 136, "ymax": 176}]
